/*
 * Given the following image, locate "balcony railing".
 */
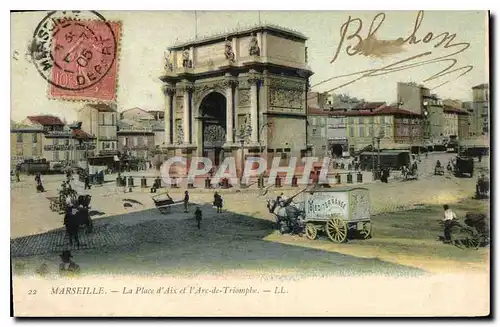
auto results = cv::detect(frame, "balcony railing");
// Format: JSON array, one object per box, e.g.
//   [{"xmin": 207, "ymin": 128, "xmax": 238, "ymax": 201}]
[
  {"xmin": 44, "ymin": 144, "xmax": 96, "ymax": 151},
  {"xmin": 99, "ymin": 150, "xmax": 119, "ymax": 155}
]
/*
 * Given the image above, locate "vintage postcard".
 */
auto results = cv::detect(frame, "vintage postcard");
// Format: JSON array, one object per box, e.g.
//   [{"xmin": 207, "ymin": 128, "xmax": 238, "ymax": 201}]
[{"xmin": 10, "ymin": 10, "xmax": 490, "ymax": 317}]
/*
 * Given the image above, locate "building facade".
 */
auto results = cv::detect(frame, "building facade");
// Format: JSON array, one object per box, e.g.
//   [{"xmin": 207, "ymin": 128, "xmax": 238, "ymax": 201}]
[
  {"xmin": 78, "ymin": 103, "xmax": 119, "ymax": 156},
  {"xmin": 442, "ymin": 105, "xmax": 470, "ymax": 140},
  {"xmin": 159, "ymin": 25, "xmax": 313, "ymax": 167},
  {"xmin": 10, "ymin": 122, "xmax": 44, "ymax": 169},
  {"xmin": 472, "ymin": 83, "xmax": 489, "ymax": 135},
  {"xmin": 307, "ymin": 107, "xmax": 348, "ymax": 157},
  {"xmin": 42, "ymin": 129, "xmax": 96, "ymax": 162},
  {"xmin": 117, "ymin": 119, "xmax": 155, "ymax": 159},
  {"xmin": 346, "ymin": 107, "xmax": 423, "ymax": 151}
]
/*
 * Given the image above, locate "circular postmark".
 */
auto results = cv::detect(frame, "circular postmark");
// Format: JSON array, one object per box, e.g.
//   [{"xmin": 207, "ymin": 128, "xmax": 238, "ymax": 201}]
[{"xmin": 30, "ymin": 11, "xmax": 117, "ymax": 91}]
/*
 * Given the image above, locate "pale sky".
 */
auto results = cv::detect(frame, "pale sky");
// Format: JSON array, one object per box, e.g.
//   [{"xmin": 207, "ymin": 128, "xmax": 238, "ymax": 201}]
[{"xmin": 11, "ymin": 10, "xmax": 488, "ymax": 122}]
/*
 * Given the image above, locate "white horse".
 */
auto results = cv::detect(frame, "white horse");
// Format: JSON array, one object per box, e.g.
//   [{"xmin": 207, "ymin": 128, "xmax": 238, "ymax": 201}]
[{"xmin": 266, "ymin": 198, "xmax": 305, "ymax": 233}]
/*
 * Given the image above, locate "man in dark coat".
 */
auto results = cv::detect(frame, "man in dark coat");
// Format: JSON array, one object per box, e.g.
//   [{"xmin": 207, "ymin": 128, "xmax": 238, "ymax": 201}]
[
  {"xmin": 194, "ymin": 207, "xmax": 202, "ymax": 229},
  {"xmin": 64, "ymin": 205, "xmax": 80, "ymax": 247},
  {"xmin": 214, "ymin": 192, "xmax": 223, "ymax": 213},
  {"xmin": 183, "ymin": 190, "xmax": 190, "ymax": 213},
  {"xmin": 84, "ymin": 172, "xmax": 91, "ymax": 190}
]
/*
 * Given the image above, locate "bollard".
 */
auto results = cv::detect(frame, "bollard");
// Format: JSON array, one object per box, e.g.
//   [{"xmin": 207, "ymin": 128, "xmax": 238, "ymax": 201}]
[
  {"xmin": 205, "ymin": 177, "xmax": 211, "ymax": 189},
  {"xmin": 347, "ymin": 172, "xmax": 353, "ymax": 184},
  {"xmin": 188, "ymin": 181, "xmax": 194, "ymax": 189},
  {"xmin": 222, "ymin": 178, "xmax": 229, "ymax": 189},
  {"xmin": 128, "ymin": 176, "xmax": 134, "ymax": 188},
  {"xmin": 340, "ymin": 163, "xmax": 345, "ymax": 170},
  {"xmin": 141, "ymin": 177, "xmax": 147, "ymax": 188},
  {"xmin": 258, "ymin": 175, "xmax": 264, "ymax": 188},
  {"xmin": 357, "ymin": 172, "xmax": 363, "ymax": 183},
  {"xmin": 275, "ymin": 176, "xmax": 282, "ymax": 188},
  {"xmin": 335, "ymin": 173, "xmax": 341, "ymax": 184},
  {"xmin": 155, "ymin": 177, "xmax": 162, "ymax": 188},
  {"xmin": 291, "ymin": 175, "xmax": 298, "ymax": 187}
]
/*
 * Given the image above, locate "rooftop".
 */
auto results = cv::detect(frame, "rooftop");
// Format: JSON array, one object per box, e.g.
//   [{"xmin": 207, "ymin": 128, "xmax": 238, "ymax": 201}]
[
  {"xmin": 472, "ymin": 83, "xmax": 488, "ymax": 89},
  {"xmin": 27, "ymin": 115, "xmax": 64, "ymax": 126},
  {"xmin": 82, "ymin": 103, "xmax": 117, "ymax": 112},
  {"xmin": 443, "ymin": 105, "xmax": 469, "ymax": 115},
  {"xmin": 169, "ymin": 24, "xmax": 308, "ymax": 50},
  {"xmin": 344, "ymin": 106, "xmax": 422, "ymax": 117}
]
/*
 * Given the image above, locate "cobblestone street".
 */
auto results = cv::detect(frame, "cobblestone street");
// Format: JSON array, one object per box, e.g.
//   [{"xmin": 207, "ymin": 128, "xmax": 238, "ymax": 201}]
[{"xmin": 10, "ymin": 223, "xmax": 140, "ymax": 257}]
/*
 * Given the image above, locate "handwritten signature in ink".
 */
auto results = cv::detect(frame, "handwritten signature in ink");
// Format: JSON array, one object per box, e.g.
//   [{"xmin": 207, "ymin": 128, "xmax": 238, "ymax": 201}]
[{"xmin": 320, "ymin": 11, "xmax": 473, "ymax": 91}]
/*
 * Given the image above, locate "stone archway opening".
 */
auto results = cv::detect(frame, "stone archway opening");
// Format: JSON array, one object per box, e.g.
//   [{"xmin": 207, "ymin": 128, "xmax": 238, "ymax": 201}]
[
  {"xmin": 331, "ymin": 144, "xmax": 343, "ymax": 158},
  {"xmin": 199, "ymin": 92, "xmax": 227, "ymax": 166}
]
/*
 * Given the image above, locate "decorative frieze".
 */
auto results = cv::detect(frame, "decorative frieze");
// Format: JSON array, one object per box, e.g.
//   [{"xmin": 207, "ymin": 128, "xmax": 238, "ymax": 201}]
[
  {"xmin": 268, "ymin": 77, "xmax": 305, "ymax": 91},
  {"xmin": 269, "ymin": 88, "xmax": 303, "ymax": 109}
]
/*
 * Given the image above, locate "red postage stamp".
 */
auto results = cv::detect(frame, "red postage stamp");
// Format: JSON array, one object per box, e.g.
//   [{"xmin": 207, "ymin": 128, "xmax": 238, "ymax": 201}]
[
  {"xmin": 48, "ymin": 19, "xmax": 121, "ymax": 101},
  {"xmin": 31, "ymin": 11, "xmax": 121, "ymax": 101}
]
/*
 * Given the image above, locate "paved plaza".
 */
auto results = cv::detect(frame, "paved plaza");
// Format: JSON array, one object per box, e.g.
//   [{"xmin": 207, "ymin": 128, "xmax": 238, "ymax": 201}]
[{"xmin": 10, "ymin": 153, "xmax": 489, "ymax": 277}]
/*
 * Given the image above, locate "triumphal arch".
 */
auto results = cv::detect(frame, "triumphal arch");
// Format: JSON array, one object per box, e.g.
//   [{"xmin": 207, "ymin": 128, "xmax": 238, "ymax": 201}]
[{"xmin": 159, "ymin": 25, "xmax": 313, "ymax": 165}]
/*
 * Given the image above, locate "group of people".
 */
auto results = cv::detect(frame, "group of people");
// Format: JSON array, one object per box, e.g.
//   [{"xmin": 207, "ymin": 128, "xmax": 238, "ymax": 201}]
[{"xmin": 182, "ymin": 190, "xmax": 225, "ymax": 229}]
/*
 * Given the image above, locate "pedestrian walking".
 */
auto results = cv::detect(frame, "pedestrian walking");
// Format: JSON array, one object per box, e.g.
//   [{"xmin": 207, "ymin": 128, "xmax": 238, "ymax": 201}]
[
  {"xmin": 194, "ymin": 206, "xmax": 202, "ymax": 229},
  {"xmin": 15, "ymin": 170, "xmax": 20, "ymax": 182},
  {"xmin": 84, "ymin": 172, "xmax": 92, "ymax": 190},
  {"xmin": 214, "ymin": 192, "xmax": 223, "ymax": 213},
  {"xmin": 183, "ymin": 190, "xmax": 190, "ymax": 213},
  {"xmin": 442, "ymin": 204, "xmax": 457, "ymax": 244}
]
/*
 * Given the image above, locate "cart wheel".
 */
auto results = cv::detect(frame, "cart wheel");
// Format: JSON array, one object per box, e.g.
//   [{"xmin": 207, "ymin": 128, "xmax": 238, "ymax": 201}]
[
  {"xmin": 359, "ymin": 221, "xmax": 372, "ymax": 239},
  {"xmin": 305, "ymin": 223, "xmax": 317, "ymax": 240},
  {"xmin": 326, "ymin": 216, "xmax": 348, "ymax": 243}
]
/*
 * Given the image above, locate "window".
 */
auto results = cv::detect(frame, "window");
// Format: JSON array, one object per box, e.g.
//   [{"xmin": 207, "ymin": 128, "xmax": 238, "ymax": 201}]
[
  {"xmin": 54, "ymin": 151, "xmax": 59, "ymax": 161},
  {"xmin": 32, "ymin": 146, "xmax": 38, "ymax": 156},
  {"xmin": 349, "ymin": 126, "xmax": 354, "ymax": 136},
  {"xmin": 123, "ymin": 137, "xmax": 128, "ymax": 146},
  {"xmin": 359, "ymin": 126, "xmax": 365, "ymax": 137},
  {"xmin": 16, "ymin": 147, "xmax": 23, "ymax": 156},
  {"xmin": 32, "ymin": 133, "xmax": 38, "ymax": 143},
  {"xmin": 312, "ymin": 128, "xmax": 318, "ymax": 136},
  {"xmin": 99, "ymin": 113, "xmax": 104, "ymax": 125},
  {"xmin": 133, "ymin": 137, "xmax": 138, "ymax": 146},
  {"xmin": 111, "ymin": 114, "xmax": 115, "ymax": 126},
  {"xmin": 311, "ymin": 117, "xmax": 317, "ymax": 125},
  {"xmin": 359, "ymin": 117, "xmax": 364, "ymax": 125},
  {"xmin": 348, "ymin": 117, "xmax": 354, "ymax": 125},
  {"xmin": 16, "ymin": 133, "xmax": 23, "ymax": 143}
]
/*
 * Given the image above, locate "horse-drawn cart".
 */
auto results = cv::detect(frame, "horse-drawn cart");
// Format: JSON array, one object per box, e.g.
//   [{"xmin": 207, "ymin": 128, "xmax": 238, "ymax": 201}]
[
  {"xmin": 152, "ymin": 192, "xmax": 182, "ymax": 214},
  {"xmin": 303, "ymin": 187, "xmax": 371, "ymax": 242}
]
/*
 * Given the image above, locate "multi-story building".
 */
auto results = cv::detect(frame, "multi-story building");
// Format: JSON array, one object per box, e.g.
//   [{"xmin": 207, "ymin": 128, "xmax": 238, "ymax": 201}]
[
  {"xmin": 422, "ymin": 94, "xmax": 444, "ymax": 144},
  {"xmin": 345, "ymin": 106, "xmax": 423, "ymax": 151},
  {"xmin": 120, "ymin": 107, "xmax": 157, "ymax": 121},
  {"xmin": 77, "ymin": 103, "xmax": 118, "ymax": 156},
  {"xmin": 22, "ymin": 115, "xmax": 65, "ymax": 132},
  {"xmin": 117, "ymin": 119, "xmax": 155, "ymax": 159},
  {"xmin": 472, "ymin": 83, "xmax": 489, "ymax": 135},
  {"xmin": 42, "ymin": 128, "xmax": 96, "ymax": 162},
  {"xmin": 461, "ymin": 101, "xmax": 474, "ymax": 137},
  {"xmin": 307, "ymin": 107, "xmax": 348, "ymax": 157},
  {"xmin": 10, "ymin": 121, "xmax": 44, "ymax": 169},
  {"xmin": 442, "ymin": 105, "xmax": 470, "ymax": 140}
]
